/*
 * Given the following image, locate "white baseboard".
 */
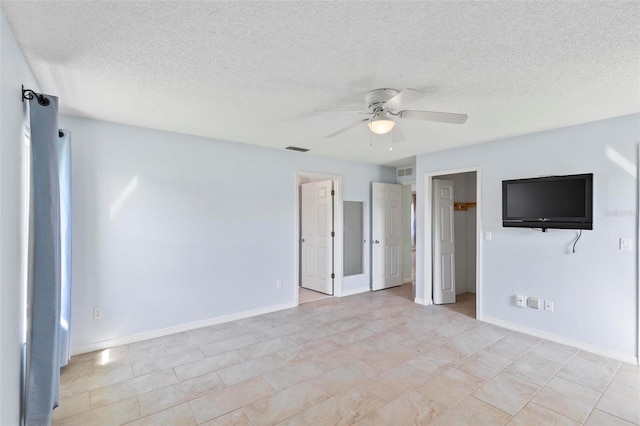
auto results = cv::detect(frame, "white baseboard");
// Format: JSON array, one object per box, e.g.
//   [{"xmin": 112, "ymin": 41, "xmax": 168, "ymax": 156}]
[
  {"xmin": 70, "ymin": 301, "xmax": 297, "ymax": 356},
  {"xmin": 414, "ymin": 297, "xmax": 431, "ymax": 306},
  {"xmin": 482, "ymin": 315, "xmax": 638, "ymax": 365},
  {"xmin": 340, "ymin": 286, "xmax": 371, "ymax": 297}
]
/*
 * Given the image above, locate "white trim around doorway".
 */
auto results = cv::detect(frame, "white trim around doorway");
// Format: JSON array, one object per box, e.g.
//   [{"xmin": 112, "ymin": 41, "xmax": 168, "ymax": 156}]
[
  {"xmin": 420, "ymin": 167, "xmax": 483, "ymax": 320},
  {"xmin": 294, "ymin": 171, "xmax": 344, "ymax": 306},
  {"xmin": 637, "ymin": 148, "xmax": 640, "ymax": 366}
]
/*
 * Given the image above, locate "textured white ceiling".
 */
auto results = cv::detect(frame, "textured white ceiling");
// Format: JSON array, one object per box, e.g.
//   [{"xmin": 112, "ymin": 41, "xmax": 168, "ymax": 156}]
[{"xmin": 2, "ymin": 1, "xmax": 639, "ymax": 166}]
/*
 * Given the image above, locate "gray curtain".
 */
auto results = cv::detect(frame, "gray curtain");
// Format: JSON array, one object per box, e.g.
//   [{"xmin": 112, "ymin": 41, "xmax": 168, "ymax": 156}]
[
  {"xmin": 24, "ymin": 93, "xmax": 61, "ymax": 425},
  {"xmin": 58, "ymin": 129, "xmax": 72, "ymax": 368}
]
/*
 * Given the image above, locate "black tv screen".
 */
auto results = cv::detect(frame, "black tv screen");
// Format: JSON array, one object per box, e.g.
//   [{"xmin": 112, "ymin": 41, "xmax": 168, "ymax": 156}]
[{"xmin": 502, "ymin": 173, "xmax": 593, "ymax": 230}]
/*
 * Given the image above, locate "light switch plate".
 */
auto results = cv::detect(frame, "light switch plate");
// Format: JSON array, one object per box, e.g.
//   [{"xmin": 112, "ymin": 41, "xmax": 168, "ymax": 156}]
[{"xmin": 620, "ymin": 238, "xmax": 632, "ymax": 250}]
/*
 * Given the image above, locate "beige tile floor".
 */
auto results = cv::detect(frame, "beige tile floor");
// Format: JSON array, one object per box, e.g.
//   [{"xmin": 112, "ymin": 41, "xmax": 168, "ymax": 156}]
[
  {"xmin": 54, "ymin": 285, "xmax": 639, "ymax": 425},
  {"xmin": 298, "ymin": 287, "xmax": 332, "ymax": 304}
]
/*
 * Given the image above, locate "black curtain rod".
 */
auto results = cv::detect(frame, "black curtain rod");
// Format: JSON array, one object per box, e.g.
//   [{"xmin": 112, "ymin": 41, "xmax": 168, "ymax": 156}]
[
  {"xmin": 22, "ymin": 85, "xmax": 50, "ymax": 106},
  {"xmin": 22, "ymin": 85, "xmax": 63, "ymax": 137}
]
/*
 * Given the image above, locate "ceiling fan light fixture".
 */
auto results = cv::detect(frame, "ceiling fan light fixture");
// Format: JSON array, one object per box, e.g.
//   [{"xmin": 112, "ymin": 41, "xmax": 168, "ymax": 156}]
[{"xmin": 368, "ymin": 113, "xmax": 395, "ymax": 135}]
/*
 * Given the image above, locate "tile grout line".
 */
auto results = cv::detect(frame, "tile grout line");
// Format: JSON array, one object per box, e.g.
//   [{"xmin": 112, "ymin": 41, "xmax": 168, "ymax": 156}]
[
  {"xmin": 507, "ymin": 349, "xmax": 591, "ymax": 424},
  {"xmin": 239, "ymin": 405, "xmax": 258, "ymax": 426},
  {"xmin": 581, "ymin": 361, "xmax": 625, "ymax": 424},
  {"xmin": 474, "ymin": 341, "xmax": 580, "ymax": 423},
  {"xmin": 184, "ymin": 400, "xmax": 199, "ymax": 425}
]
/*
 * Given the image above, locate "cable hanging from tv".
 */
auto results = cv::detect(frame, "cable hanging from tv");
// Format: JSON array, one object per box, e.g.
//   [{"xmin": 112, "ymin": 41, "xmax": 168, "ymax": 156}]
[
  {"xmin": 572, "ymin": 230, "xmax": 582, "ymax": 253},
  {"xmin": 529, "ymin": 227, "xmax": 584, "ymax": 253}
]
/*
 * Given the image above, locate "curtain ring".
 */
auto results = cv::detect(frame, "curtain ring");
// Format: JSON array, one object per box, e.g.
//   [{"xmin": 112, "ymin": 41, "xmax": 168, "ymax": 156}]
[{"xmin": 22, "ymin": 85, "xmax": 50, "ymax": 106}]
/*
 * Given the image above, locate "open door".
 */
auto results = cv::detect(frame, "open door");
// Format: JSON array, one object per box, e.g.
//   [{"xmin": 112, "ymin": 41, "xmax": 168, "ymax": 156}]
[
  {"xmin": 372, "ymin": 182, "xmax": 403, "ymax": 291},
  {"xmin": 433, "ymin": 179, "xmax": 456, "ymax": 304},
  {"xmin": 301, "ymin": 180, "xmax": 334, "ymax": 295}
]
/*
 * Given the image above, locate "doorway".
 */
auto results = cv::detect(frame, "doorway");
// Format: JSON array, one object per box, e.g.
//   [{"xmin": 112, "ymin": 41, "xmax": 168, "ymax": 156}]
[
  {"xmin": 396, "ymin": 182, "xmax": 416, "ymax": 302},
  {"xmin": 295, "ymin": 172, "xmax": 343, "ymax": 305},
  {"xmin": 424, "ymin": 169, "xmax": 480, "ymax": 319}
]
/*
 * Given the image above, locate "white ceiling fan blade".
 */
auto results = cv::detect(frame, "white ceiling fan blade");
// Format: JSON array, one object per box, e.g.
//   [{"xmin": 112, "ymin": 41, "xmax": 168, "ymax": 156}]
[
  {"xmin": 324, "ymin": 118, "xmax": 369, "ymax": 138},
  {"xmin": 384, "ymin": 88, "xmax": 424, "ymax": 111},
  {"xmin": 392, "ymin": 125, "xmax": 407, "ymax": 143},
  {"xmin": 399, "ymin": 110, "xmax": 468, "ymax": 124},
  {"xmin": 313, "ymin": 110, "xmax": 369, "ymax": 114}
]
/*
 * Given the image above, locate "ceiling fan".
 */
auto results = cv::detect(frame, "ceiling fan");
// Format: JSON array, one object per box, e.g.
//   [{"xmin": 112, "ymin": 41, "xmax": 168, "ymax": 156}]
[{"xmin": 319, "ymin": 88, "xmax": 468, "ymax": 140}]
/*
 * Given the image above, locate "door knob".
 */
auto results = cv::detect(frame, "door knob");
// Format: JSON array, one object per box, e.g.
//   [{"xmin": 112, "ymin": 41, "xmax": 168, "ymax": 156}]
[
  {"xmin": 301, "ymin": 238, "xmax": 305, "ymax": 243},
  {"xmin": 374, "ymin": 240, "xmax": 380, "ymax": 244}
]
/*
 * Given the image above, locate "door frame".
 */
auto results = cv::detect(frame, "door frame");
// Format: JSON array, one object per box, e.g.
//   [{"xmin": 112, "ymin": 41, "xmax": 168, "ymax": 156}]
[
  {"xmin": 295, "ymin": 171, "xmax": 343, "ymax": 305},
  {"xmin": 421, "ymin": 167, "xmax": 482, "ymax": 319},
  {"xmin": 637, "ymin": 148, "xmax": 640, "ymax": 366}
]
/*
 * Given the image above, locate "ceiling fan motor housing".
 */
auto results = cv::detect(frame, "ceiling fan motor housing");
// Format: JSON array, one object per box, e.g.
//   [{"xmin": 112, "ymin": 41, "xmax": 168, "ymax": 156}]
[{"xmin": 366, "ymin": 88, "xmax": 399, "ymax": 113}]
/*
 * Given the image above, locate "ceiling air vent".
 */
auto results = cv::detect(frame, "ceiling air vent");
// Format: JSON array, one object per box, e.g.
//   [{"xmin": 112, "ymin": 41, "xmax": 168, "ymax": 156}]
[
  {"xmin": 286, "ymin": 146, "xmax": 309, "ymax": 152},
  {"xmin": 397, "ymin": 167, "xmax": 413, "ymax": 177}
]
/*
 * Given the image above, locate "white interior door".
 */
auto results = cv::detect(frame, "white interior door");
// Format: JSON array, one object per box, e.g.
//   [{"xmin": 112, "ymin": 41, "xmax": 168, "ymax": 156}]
[
  {"xmin": 433, "ymin": 179, "xmax": 456, "ymax": 304},
  {"xmin": 301, "ymin": 180, "xmax": 334, "ymax": 295},
  {"xmin": 372, "ymin": 182, "xmax": 403, "ymax": 291}
]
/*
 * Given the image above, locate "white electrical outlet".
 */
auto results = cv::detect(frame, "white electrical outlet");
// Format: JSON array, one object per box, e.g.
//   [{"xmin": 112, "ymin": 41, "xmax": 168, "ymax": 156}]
[
  {"xmin": 527, "ymin": 297, "xmax": 540, "ymax": 309},
  {"xmin": 276, "ymin": 280, "xmax": 282, "ymax": 289},
  {"xmin": 516, "ymin": 295, "xmax": 526, "ymax": 307},
  {"xmin": 93, "ymin": 307, "xmax": 102, "ymax": 320},
  {"xmin": 544, "ymin": 300, "xmax": 554, "ymax": 312}
]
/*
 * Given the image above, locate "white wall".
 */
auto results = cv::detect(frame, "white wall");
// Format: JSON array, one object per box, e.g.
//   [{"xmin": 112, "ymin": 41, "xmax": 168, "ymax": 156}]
[
  {"xmin": 0, "ymin": 10, "xmax": 39, "ymax": 424},
  {"xmin": 60, "ymin": 115, "xmax": 395, "ymax": 353},
  {"xmin": 416, "ymin": 114, "xmax": 639, "ymax": 360}
]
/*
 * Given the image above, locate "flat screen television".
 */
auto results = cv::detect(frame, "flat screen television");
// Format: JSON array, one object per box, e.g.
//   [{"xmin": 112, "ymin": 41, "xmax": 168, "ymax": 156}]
[{"xmin": 502, "ymin": 173, "xmax": 593, "ymax": 231}]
